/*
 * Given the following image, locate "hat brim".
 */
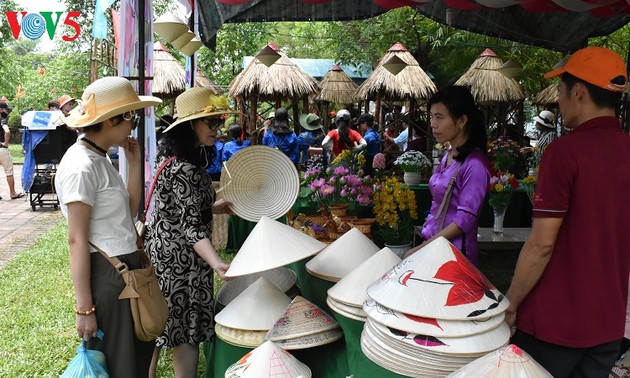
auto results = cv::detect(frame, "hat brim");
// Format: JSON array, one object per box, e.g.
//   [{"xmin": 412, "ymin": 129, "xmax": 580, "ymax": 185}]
[
  {"xmin": 544, "ymin": 67, "xmax": 565, "ymax": 79},
  {"xmin": 62, "ymin": 95, "xmax": 162, "ymax": 129},
  {"xmin": 533, "ymin": 116, "xmax": 554, "ymax": 128},
  {"xmin": 59, "ymin": 97, "xmax": 77, "ymax": 108},
  {"xmin": 300, "ymin": 122, "xmax": 323, "ymax": 131},
  {"xmin": 163, "ymin": 109, "xmax": 240, "ymax": 133}
]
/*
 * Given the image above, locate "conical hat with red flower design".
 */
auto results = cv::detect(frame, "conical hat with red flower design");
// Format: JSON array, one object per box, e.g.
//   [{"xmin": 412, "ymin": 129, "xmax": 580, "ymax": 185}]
[
  {"xmin": 367, "ymin": 237, "xmax": 508, "ymax": 320},
  {"xmin": 306, "ymin": 228, "xmax": 380, "ymax": 282},
  {"xmin": 363, "ymin": 298, "xmax": 504, "ymax": 338},
  {"xmin": 448, "ymin": 344, "xmax": 553, "ymax": 377}
]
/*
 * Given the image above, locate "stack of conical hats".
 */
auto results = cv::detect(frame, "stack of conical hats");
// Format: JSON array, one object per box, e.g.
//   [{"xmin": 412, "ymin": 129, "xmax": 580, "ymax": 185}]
[
  {"xmin": 225, "ymin": 340, "xmax": 312, "ymax": 378},
  {"xmin": 447, "ymin": 344, "xmax": 553, "ymax": 377},
  {"xmin": 362, "ymin": 237, "xmax": 511, "ymax": 376},
  {"xmin": 265, "ymin": 296, "xmax": 343, "ymax": 350},
  {"xmin": 215, "ymin": 277, "xmax": 291, "ymax": 348},
  {"xmin": 217, "ymin": 267, "xmax": 298, "ymax": 306},
  {"xmin": 326, "ymin": 247, "xmax": 401, "ymax": 321},
  {"xmin": 306, "ymin": 228, "xmax": 380, "ymax": 282}
]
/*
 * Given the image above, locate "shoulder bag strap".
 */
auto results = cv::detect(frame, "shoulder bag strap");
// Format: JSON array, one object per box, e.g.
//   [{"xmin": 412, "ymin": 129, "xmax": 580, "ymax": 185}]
[
  {"xmin": 436, "ymin": 163, "xmax": 462, "ymax": 231},
  {"xmin": 90, "ymin": 242, "xmax": 128, "ymax": 274},
  {"xmin": 138, "ymin": 156, "xmax": 176, "ymax": 223}
]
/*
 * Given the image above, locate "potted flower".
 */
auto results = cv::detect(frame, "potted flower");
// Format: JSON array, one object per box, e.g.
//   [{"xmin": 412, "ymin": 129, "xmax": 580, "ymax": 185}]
[
  {"xmin": 521, "ymin": 174, "xmax": 537, "ymax": 205},
  {"xmin": 487, "ymin": 170, "xmax": 520, "ymax": 234},
  {"xmin": 394, "ymin": 150, "xmax": 432, "ymax": 186},
  {"xmin": 373, "ymin": 176, "xmax": 419, "ymax": 257},
  {"xmin": 487, "ymin": 137, "xmax": 521, "ymax": 172}
]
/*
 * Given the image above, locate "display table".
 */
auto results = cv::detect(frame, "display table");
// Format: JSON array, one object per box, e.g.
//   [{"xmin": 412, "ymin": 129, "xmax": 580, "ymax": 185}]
[{"xmin": 477, "ymin": 227, "xmax": 530, "ymax": 251}]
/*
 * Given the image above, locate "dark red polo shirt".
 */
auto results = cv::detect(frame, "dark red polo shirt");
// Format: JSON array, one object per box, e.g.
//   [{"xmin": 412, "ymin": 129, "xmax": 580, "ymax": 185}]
[{"xmin": 518, "ymin": 116, "xmax": 630, "ymax": 347}]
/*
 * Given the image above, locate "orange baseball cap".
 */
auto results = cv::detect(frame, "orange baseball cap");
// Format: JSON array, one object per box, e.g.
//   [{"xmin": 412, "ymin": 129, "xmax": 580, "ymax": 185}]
[
  {"xmin": 58, "ymin": 94, "xmax": 76, "ymax": 108},
  {"xmin": 545, "ymin": 46, "xmax": 628, "ymax": 92}
]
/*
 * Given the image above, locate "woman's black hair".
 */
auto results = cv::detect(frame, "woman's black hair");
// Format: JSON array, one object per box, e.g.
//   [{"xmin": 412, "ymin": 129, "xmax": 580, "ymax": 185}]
[
  {"xmin": 336, "ymin": 119, "xmax": 353, "ymax": 150},
  {"xmin": 158, "ymin": 119, "xmax": 214, "ymax": 167},
  {"xmin": 272, "ymin": 107, "xmax": 293, "ymax": 136},
  {"xmin": 428, "ymin": 85, "xmax": 487, "ymax": 162},
  {"xmin": 229, "ymin": 123, "xmax": 244, "ymax": 146}
]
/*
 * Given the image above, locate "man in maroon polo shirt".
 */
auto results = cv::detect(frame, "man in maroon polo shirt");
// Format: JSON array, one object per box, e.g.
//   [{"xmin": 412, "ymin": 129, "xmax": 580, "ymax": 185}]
[{"xmin": 505, "ymin": 46, "xmax": 630, "ymax": 377}]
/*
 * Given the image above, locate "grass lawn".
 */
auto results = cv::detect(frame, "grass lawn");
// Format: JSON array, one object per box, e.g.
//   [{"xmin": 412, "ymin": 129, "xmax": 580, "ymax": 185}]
[
  {"xmin": 9, "ymin": 143, "xmax": 24, "ymax": 164},
  {"xmin": 0, "ymin": 220, "xmax": 233, "ymax": 377}
]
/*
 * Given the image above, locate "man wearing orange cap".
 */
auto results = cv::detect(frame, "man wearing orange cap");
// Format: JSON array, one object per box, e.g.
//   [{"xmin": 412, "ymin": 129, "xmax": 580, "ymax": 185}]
[{"xmin": 506, "ymin": 46, "xmax": 630, "ymax": 376}]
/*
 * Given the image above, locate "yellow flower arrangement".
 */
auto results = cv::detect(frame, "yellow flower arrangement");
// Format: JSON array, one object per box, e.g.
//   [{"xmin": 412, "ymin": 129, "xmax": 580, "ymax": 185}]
[
  {"xmin": 373, "ymin": 176, "xmax": 418, "ymax": 245},
  {"xmin": 203, "ymin": 95, "xmax": 230, "ymax": 113},
  {"xmin": 522, "ymin": 174, "xmax": 537, "ymax": 205}
]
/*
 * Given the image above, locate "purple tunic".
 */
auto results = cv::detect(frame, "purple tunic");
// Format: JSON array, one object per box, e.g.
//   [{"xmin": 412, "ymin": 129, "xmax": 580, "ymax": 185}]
[{"xmin": 421, "ymin": 149, "xmax": 490, "ymax": 265}]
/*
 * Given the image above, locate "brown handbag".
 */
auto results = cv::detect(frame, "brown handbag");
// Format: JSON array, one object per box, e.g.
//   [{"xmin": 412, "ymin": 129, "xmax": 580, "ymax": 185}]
[{"xmin": 94, "ymin": 244, "xmax": 168, "ymax": 342}]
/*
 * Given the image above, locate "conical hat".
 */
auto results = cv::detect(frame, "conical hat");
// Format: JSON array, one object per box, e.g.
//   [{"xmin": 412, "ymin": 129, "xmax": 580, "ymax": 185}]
[
  {"xmin": 366, "ymin": 317, "xmax": 510, "ymax": 355},
  {"xmin": 326, "ymin": 297, "xmax": 367, "ymax": 322},
  {"xmin": 447, "ymin": 344, "xmax": 553, "ymax": 377},
  {"xmin": 218, "ymin": 267, "xmax": 297, "ymax": 306},
  {"xmin": 215, "ymin": 277, "xmax": 291, "ymax": 331},
  {"xmin": 274, "ymin": 328, "xmax": 344, "ymax": 350},
  {"xmin": 225, "ymin": 340, "xmax": 312, "ymax": 378},
  {"xmin": 327, "ymin": 247, "xmax": 400, "ymax": 307},
  {"xmin": 367, "ymin": 237, "xmax": 509, "ymax": 320},
  {"xmin": 265, "ymin": 296, "xmax": 339, "ymax": 341},
  {"xmin": 215, "ymin": 323, "xmax": 267, "ymax": 348},
  {"xmin": 306, "ymin": 228, "xmax": 380, "ymax": 282},
  {"xmin": 363, "ymin": 299, "xmax": 504, "ymax": 338},
  {"xmin": 226, "ymin": 216, "xmax": 326, "ymax": 278}
]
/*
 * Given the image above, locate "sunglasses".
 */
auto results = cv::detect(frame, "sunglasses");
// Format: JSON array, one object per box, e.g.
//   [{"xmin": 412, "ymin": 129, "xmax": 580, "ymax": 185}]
[
  {"xmin": 200, "ymin": 117, "xmax": 223, "ymax": 130},
  {"xmin": 122, "ymin": 110, "xmax": 141, "ymax": 130}
]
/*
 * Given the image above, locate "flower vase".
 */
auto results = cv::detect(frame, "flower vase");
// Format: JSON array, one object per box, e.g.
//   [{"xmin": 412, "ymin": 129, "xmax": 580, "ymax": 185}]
[
  {"xmin": 385, "ymin": 242, "xmax": 413, "ymax": 258},
  {"xmin": 328, "ymin": 204, "xmax": 349, "ymax": 218},
  {"xmin": 492, "ymin": 205, "xmax": 507, "ymax": 235},
  {"xmin": 403, "ymin": 172, "xmax": 422, "ymax": 186}
]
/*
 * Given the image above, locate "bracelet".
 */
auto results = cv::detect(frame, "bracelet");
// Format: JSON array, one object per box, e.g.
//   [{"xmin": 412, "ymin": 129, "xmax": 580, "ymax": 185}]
[{"xmin": 74, "ymin": 305, "xmax": 96, "ymax": 316}]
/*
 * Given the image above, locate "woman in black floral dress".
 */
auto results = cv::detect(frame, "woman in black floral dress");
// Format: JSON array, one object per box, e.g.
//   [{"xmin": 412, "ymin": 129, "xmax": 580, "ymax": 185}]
[{"xmin": 146, "ymin": 88, "xmax": 233, "ymax": 378}]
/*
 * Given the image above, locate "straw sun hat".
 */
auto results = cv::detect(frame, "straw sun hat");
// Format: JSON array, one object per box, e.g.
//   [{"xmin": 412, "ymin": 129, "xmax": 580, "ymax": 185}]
[
  {"xmin": 163, "ymin": 87, "xmax": 239, "ymax": 132},
  {"xmin": 62, "ymin": 76, "xmax": 161, "ymax": 129}
]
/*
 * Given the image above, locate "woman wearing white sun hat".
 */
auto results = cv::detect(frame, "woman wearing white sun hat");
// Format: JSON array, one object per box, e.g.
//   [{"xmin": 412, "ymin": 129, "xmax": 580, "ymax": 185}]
[
  {"xmin": 55, "ymin": 76, "xmax": 162, "ymax": 377},
  {"xmin": 145, "ymin": 87, "xmax": 235, "ymax": 378}
]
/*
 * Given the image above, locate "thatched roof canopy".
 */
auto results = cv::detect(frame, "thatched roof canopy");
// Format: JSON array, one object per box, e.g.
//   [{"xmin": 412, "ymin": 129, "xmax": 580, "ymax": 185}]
[
  {"xmin": 195, "ymin": 69, "xmax": 223, "ymax": 94},
  {"xmin": 355, "ymin": 42, "xmax": 436, "ymax": 102},
  {"xmin": 152, "ymin": 43, "xmax": 186, "ymax": 98},
  {"xmin": 316, "ymin": 64, "xmax": 358, "ymax": 104},
  {"xmin": 454, "ymin": 48, "xmax": 525, "ymax": 104},
  {"xmin": 533, "ymin": 81, "xmax": 558, "ymax": 106},
  {"xmin": 228, "ymin": 44, "xmax": 320, "ymax": 102}
]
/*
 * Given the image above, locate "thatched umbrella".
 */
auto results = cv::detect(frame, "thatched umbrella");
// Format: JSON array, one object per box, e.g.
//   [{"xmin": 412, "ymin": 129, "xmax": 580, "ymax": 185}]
[
  {"xmin": 152, "ymin": 42, "xmax": 186, "ymax": 99},
  {"xmin": 229, "ymin": 43, "xmax": 320, "ymax": 133},
  {"xmin": 455, "ymin": 48, "xmax": 525, "ymax": 141},
  {"xmin": 533, "ymin": 82, "xmax": 558, "ymax": 106},
  {"xmin": 316, "ymin": 64, "xmax": 358, "ymax": 129},
  {"xmin": 195, "ymin": 69, "xmax": 223, "ymax": 94}
]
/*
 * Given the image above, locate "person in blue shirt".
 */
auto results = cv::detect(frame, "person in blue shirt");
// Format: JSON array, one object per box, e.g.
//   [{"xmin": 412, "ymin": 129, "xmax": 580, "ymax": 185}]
[
  {"xmin": 205, "ymin": 139, "xmax": 224, "ymax": 181},
  {"xmin": 357, "ymin": 113, "xmax": 381, "ymax": 176},
  {"xmin": 222, "ymin": 123, "xmax": 251, "ymax": 162},
  {"xmin": 262, "ymin": 107, "xmax": 299, "ymax": 167},
  {"xmin": 297, "ymin": 113, "xmax": 326, "ymax": 167}
]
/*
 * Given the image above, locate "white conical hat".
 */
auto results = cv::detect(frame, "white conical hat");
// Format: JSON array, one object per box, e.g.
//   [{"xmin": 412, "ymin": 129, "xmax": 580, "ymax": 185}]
[
  {"xmin": 217, "ymin": 267, "xmax": 297, "ymax": 306},
  {"xmin": 215, "ymin": 323, "xmax": 267, "ymax": 348},
  {"xmin": 366, "ymin": 317, "xmax": 510, "ymax": 355},
  {"xmin": 226, "ymin": 217, "xmax": 326, "ymax": 278},
  {"xmin": 215, "ymin": 277, "xmax": 291, "ymax": 331},
  {"xmin": 265, "ymin": 296, "xmax": 339, "ymax": 341},
  {"xmin": 326, "ymin": 297, "xmax": 366, "ymax": 322},
  {"xmin": 363, "ymin": 299, "xmax": 504, "ymax": 338},
  {"xmin": 274, "ymin": 328, "xmax": 344, "ymax": 350},
  {"xmin": 153, "ymin": 13, "xmax": 188, "ymax": 43},
  {"xmin": 225, "ymin": 340, "xmax": 312, "ymax": 378},
  {"xmin": 306, "ymin": 228, "xmax": 380, "ymax": 282},
  {"xmin": 447, "ymin": 344, "xmax": 553, "ymax": 377},
  {"xmin": 327, "ymin": 247, "xmax": 400, "ymax": 307},
  {"xmin": 367, "ymin": 237, "xmax": 509, "ymax": 320}
]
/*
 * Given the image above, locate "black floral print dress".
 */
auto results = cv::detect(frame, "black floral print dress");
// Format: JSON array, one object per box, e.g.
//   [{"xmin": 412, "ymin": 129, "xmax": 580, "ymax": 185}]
[{"xmin": 146, "ymin": 157, "xmax": 216, "ymax": 348}]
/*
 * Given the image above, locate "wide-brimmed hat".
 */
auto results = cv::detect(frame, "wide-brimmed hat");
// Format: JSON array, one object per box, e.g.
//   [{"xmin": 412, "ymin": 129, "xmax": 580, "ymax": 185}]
[
  {"xmin": 299, "ymin": 113, "xmax": 323, "ymax": 131},
  {"xmin": 219, "ymin": 146, "xmax": 300, "ymax": 222},
  {"xmin": 544, "ymin": 46, "xmax": 628, "ymax": 92},
  {"xmin": 58, "ymin": 94, "xmax": 76, "ymax": 108},
  {"xmin": 533, "ymin": 110, "xmax": 555, "ymax": 129},
  {"xmin": 163, "ymin": 87, "xmax": 238, "ymax": 132},
  {"xmin": 62, "ymin": 76, "xmax": 161, "ymax": 129}
]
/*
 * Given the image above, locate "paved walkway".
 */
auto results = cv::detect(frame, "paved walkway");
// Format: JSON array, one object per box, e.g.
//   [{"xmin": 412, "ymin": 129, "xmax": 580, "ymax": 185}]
[{"xmin": 0, "ymin": 165, "xmax": 62, "ymax": 268}]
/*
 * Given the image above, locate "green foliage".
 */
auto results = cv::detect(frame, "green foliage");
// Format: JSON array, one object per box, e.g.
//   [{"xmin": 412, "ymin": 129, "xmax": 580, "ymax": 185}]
[
  {"xmin": 8, "ymin": 144, "xmax": 24, "ymax": 164},
  {"xmin": 8, "ymin": 111, "xmax": 21, "ymax": 130}
]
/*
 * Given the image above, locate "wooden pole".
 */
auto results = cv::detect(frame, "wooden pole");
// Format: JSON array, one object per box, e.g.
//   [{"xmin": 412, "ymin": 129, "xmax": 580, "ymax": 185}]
[{"xmin": 250, "ymin": 95, "xmax": 257, "ymax": 143}]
